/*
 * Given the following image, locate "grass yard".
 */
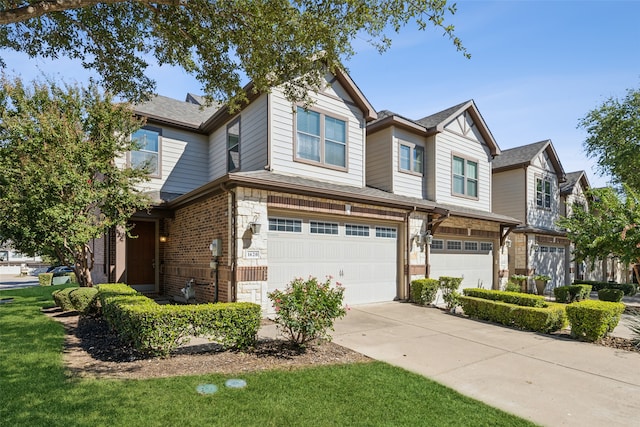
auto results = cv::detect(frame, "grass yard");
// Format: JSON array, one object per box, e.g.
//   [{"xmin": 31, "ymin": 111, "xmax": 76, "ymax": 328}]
[{"xmin": 0, "ymin": 286, "xmax": 536, "ymax": 427}]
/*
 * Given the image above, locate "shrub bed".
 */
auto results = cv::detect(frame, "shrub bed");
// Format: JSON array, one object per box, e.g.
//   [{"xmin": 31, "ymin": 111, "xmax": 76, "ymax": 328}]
[
  {"xmin": 410, "ymin": 279, "xmax": 440, "ymax": 305},
  {"xmin": 573, "ymin": 280, "xmax": 637, "ymax": 296},
  {"xmin": 565, "ymin": 300, "xmax": 625, "ymax": 342},
  {"xmin": 462, "ymin": 288, "xmax": 546, "ymax": 307},
  {"xmin": 97, "ymin": 284, "xmax": 261, "ymax": 356},
  {"xmin": 598, "ymin": 288, "xmax": 624, "ymax": 302},
  {"xmin": 459, "ymin": 296, "xmax": 567, "ymax": 333},
  {"xmin": 554, "ymin": 284, "xmax": 592, "ymax": 303}
]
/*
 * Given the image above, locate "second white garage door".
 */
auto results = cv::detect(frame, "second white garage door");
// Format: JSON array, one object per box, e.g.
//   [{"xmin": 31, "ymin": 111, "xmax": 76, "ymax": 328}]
[
  {"xmin": 267, "ymin": 216, "xmax": 399, "ymax": 307},
  {"xmin": 429, "ymin": 238, "xmax": 494, "ymax": 290}
]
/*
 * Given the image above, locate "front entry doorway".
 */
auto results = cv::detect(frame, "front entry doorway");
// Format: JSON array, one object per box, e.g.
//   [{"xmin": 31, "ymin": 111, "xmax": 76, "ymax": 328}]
[{"xmin": 126, "ymin": 220, "xmax": 157, "ymax": 293}]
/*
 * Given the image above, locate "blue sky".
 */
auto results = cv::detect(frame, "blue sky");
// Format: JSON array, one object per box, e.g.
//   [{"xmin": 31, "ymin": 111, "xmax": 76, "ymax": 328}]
[{"xmin": 3, "ymin": 0, "xmax": 639, "ymax": 188}]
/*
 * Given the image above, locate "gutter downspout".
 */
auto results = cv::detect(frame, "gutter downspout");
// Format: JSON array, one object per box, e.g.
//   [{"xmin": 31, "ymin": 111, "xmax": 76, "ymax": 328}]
[{"xmin": 220, "ymin": 182, "xmax": 237, "ymax": 302}]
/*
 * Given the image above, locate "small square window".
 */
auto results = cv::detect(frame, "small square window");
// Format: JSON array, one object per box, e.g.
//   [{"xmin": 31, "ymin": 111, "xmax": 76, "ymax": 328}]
[
  {"xmin": 447, "ymin": 241, "xmax": 462, "ymax": 251},
  {"xmin": 346, "ymin": 224, "xmax": 370, "ymax": 237},
  {"xmin": 268, "ymin": 218, "xmax": 302, "ymax": 232},
  {"xmin": 464, "ymin": 241, "xmax": 478, "ymax": 251},
  {"xmin": 376, "ymin": 227, "xmax": 397, "ymax": 238},
  {"xmin": 310, "ymin": 221, "xmax": 339, "ymax": 235},
  {"xmin": 480, "ymin": 242, "xmax": 493, "ymax": 251},
  {"xmin": 431, "ymin": 239, "xmax": 444, "ymax": 250}
]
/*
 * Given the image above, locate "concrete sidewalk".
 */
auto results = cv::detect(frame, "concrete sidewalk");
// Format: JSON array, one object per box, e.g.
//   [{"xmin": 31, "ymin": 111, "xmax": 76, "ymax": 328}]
[{"xmin": 324, "ymin": 302, "xmax": 640, "ymax": 427}]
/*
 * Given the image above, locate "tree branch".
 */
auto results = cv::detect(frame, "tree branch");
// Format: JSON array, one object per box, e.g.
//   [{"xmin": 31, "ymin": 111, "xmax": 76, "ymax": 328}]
[{"xmin": 0, "ymin": 0, "xmax": 179, "ymax": 25}]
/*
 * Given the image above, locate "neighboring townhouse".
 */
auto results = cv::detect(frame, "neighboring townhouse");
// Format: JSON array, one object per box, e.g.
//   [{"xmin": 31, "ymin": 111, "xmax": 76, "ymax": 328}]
[
  {"xmin": 560, "ymin": 173, "xmax": 629, "ymax": 284},
  {"xmin": 492, "ymin": 140, "xmax": 569, "ymax": 291},
  {"xmin": 93, "ymin": 72, "xmax": 519, "ymax": 313},
  {"xmin": 366, "ymin": 101, "xmax": 520, "ymax": 291}
]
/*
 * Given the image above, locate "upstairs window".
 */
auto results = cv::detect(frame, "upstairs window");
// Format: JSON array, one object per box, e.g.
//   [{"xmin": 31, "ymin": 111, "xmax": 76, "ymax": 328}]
[
  {"xmin": 536, "ymin": 177, "xmax": 552, "ymax": 209},
  {"xmin": 131, "ymin": 127, "xmax": 161, "ymax": 177},
  {"xmin": 296, "ymin": 107, "xmax": 347, "ymax": 168},
  {"xmin": 452, "ymin": 155, "xmax": 478, "ymax": 198},
  {"xmin": 227, "ymin": 118, "xmax": 240, "ymax": 172},
  {"xmin": 399, "ymin": 143, "xmax": 424, "ymax": 175}
]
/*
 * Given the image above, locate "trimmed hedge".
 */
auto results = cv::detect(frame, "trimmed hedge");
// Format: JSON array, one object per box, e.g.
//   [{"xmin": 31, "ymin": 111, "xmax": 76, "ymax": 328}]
[
  {"xmin": 598, "ymin": 288, "xmax": 624, "ymax": 303},
  {"xmin": 459, "ymin": 296, "xmax": 567, "ymax": 333},
  {"xmin": 38, "ymin": 273, "xmax": 53, "ymax": 286},
  {"xmin": 52, "ymin": 288, "xmax": 76, "ymax": 311},
  {"xmin": 97, "ymin": 283, "xmax": 261, "ymax": 356},
  {"xmin": 554, "ymin": 285, "xmax": 592, "ymax": 303},
  {"xmin": 410, "ymin": 279, "xmax": 439, "ymax": 305},
  {"xmin": 463, "ymin": 288, "xmax": 546, "ymax": 307},
  {"xmin": 566, "ymin": 300, "xmax": 625, "ymax": 342},
  {"xmin": 68, "ymin": 287, "xmax": 99, "ymax": 314},
  {"xmin": 574, "ymin": 280, "xmax": 638, "ymax": 296}
]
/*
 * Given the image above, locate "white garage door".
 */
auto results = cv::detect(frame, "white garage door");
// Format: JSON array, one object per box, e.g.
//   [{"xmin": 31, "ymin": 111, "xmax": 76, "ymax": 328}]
[
  {"xmin": 532, "ymin": 245, "xmax": 565, "ymax": 289},
  {"xmin": 429, "ymin": 239, "xmax": 494, "ymax": 290},
  {"xmin": 267, "ymin": 216, "xmax": 398, "ymax": 308}
]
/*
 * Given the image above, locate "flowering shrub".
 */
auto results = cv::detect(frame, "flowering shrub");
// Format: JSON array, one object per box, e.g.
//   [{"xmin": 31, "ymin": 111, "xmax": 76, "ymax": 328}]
[{"xmin": 268, "ymin": 276, "xmax": 347, "ymax": 347}]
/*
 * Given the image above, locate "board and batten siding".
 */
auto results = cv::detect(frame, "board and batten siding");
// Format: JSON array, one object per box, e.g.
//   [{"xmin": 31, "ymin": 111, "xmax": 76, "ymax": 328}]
[
  {"xmin": 365, "ymin": 127, "xmax": 393, "ymax": 193},
  {"xmin": 432, "ymin": 126, "xmax": 493, "ymax": 212},
  {"xmin": 208, "ymin": 95, "xmax": 269, "ymax": 181},
  {"xmin": 526, "ymin": 154, "xmax": 560, "ymax": 229},
  {"xmin": 391, "ymin": 128, "xmax": 426, "ymax": 199},
  {"xmin": 268, "ymin": 81, "xmax": 366, "ymax": 188},
  {"xmin": 138, "ymin": 125, "xmax": 210, "ymax": 195},
  {"xmin": 492, "ymin": 168, "xmax": 526, "ymax": 223}
]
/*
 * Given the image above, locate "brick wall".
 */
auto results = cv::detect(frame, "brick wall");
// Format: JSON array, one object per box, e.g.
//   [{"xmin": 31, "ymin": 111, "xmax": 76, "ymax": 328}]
[{"xmin": 162, "ymin": 192, "xmax": 230, "ymax": 303}]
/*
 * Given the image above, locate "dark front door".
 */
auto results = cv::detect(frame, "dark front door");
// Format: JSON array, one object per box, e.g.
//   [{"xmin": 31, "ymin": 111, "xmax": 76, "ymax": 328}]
[{"xmin": 127, "ymin": 220, "xmax": 156, "ymax": 292}]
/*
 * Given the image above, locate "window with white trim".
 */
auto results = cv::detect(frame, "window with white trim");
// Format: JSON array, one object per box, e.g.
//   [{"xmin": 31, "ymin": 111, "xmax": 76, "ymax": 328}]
[
  {"xmin": 310, "ymin": 221, "xmax": 339, "ymax": 235},
  {"xmin": 431, "ymin": 239, "xmax": 444, "ymax": 250},
  {"xmin": 558, "ymin": 247, "xmax": 565, "ymax": 254},
  {"xmin": 131, "ymin": 127, "xmax": 161, "ymax": 176},
  {"xmin": 399, "ymin": 143, "xmax": 424, "ymax": 175},
  {"xmin": 268, "ymin": 218, "xmax": 302, "ymax": 232},
  {"xmin": 227, "ymin": 118, "xmax": 240, "ymax": 172},
  {"xmin": 296, "ymin": 107, "xmax": 346, "ymax": 168},
  {"xmin": 375, "ymin": 227, "xmax": 397, "ymax": 238},
  {"xmin": 447, "ymin": 240, "xmax": 462, "ymax": 251},
  {"xmin": 536, "ymin": 177, "xmax": 552, "ymax": 209},
  {"xmin": 452, "ymin": 155, "xmax": 478, "ymax": 197},
  {"xmin": 540, "ymin": 246, "xmax": 549, "ymax": 253},
  {"xmin": 345, "ymin": 224, "xmax": 369, "ymax": 237}
]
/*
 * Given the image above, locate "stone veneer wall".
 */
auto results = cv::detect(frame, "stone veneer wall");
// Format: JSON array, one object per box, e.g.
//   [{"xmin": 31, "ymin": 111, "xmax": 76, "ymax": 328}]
[{"xmin": 162, "ymin": 192, "xmax": 231, "ymax": 303}]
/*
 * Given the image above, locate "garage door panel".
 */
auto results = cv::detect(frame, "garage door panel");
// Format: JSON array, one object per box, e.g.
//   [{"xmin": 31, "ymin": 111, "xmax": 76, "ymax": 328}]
[
  {"xmin": 430, "ymin": 252, "xmax": 493, "ymax": 290},
  {"xmin": 268, "ymin": 219, "xmax": 397, "ymax": 308}
]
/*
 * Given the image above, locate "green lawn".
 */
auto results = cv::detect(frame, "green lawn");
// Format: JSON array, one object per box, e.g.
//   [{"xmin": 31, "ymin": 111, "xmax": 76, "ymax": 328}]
[{"xmin": 0, "ymin": 286, "xmax": 536, "ymax": 427}]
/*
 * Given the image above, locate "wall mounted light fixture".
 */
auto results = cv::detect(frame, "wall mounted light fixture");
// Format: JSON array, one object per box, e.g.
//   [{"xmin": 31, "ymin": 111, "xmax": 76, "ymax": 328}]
[
  {"xmin": 248, "ymin": 215, "xmax": 262, "ymax": 234},
  {"xmin": 159, "ymin": 235, "xmax": 168, "ymax": 243}
]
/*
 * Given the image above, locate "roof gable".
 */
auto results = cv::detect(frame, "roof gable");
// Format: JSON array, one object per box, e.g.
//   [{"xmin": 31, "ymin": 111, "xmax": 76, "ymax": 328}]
[
  {"xmin": 492, "ymin": 139, "xmax": 566, "ymax": 181},
  {"xmin": 561, "ymin": 170, "xmax": 590, "ymax": 195}
]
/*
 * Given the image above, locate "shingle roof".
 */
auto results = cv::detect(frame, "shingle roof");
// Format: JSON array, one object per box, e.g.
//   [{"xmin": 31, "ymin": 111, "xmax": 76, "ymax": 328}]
[
  {"xmin": 416, "ymin": 100, "xmax": 471, "ymax": 129},
  {"xmin": 561, "ymin": 171, "xmax": 589, "ymax": 195},
  {"xmin": 491, "ymin": 140, "xmax": 550, "ymax": 170},
  {"xmin": 134, "ymin": 95, "xmax": 221, "ymax": 129},
  {"xmin": 167, "ymin": 170, "xmax": 521, "ymax": 225}
]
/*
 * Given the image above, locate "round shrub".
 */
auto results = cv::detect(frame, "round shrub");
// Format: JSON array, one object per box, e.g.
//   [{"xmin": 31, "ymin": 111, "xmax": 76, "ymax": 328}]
[
  {"xmin": 68, "ymin": 287, "xmax": 99, "ymax": 314},
  {"xmin": 411, "ymin": 278, "xmax": 439, "ymax": 305},
  {"xmin": 598, "ymin": 288, "xmax": 624, "ymax": 302},
  {"xmin": 52, "ymin": 287, "xmax": 77, "ymax": 311},
  {"xmin": 268, "ymin": 276, "xmax": 346, "ymax": 347}
]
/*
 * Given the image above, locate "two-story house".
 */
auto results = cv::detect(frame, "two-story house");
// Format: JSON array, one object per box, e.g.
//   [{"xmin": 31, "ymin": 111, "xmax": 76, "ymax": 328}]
[
  {"xmin": 492, "ymin": 140, "xmax": 568, "ymax": 291},
  {"xmin": 93, "ymin": 71, "xmax": 519, "ymax": 312},
  {"xmin": 560, "ymin": 172, "xmax": 629, "ymax": 284},
  {"xmin": 366, "ymin": 100, "xmax": 520, "ymax": 292}
]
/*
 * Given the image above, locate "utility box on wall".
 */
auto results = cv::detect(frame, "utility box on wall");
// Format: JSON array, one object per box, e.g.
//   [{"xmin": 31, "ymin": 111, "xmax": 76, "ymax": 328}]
[{"xmin": 209, "ymin": 239, "xmax": 223, "ymax": 257}]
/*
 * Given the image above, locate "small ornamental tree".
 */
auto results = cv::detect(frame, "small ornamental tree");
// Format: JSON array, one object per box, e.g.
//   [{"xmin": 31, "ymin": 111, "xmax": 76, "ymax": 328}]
[
  {"xmin": 0, "ymin": 75, "xmax": 150, "ymax": 286},
  {"xmin": 268, "ymin": 276, "xmax": 347, "ymax": 347}
]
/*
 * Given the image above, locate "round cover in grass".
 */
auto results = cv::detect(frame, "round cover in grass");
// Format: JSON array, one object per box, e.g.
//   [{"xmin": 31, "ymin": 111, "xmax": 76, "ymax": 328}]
[
  {"xmin": 225, "ymin": 379, "xmax": 247, "ymax": 389},
  {"xmin": 196, "ymin": 384, "xmax": 218, "ymax": 395}
]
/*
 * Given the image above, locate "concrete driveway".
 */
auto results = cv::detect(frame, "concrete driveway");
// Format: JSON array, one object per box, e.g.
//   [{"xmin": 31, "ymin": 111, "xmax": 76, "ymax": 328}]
[{"xmin": 330, "ymin": 302, "xmax": 640, "ymax": 427}]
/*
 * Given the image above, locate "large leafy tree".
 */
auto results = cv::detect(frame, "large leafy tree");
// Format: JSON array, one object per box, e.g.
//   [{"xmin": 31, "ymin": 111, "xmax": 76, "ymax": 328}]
[
  {"xmin": 0, "ymin": 0, "xmax": 467, "ymax": 106},
  {"xmin": 559, "ymin": 186, "xmax": 640, "ymax": 284},
  {"xmin": 0, "ymin": 76, "xmax": 150, "ymax": 286},
  {"xmin": 580, "ymin": 87, "xmax": 640, "ymax": 192}
]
